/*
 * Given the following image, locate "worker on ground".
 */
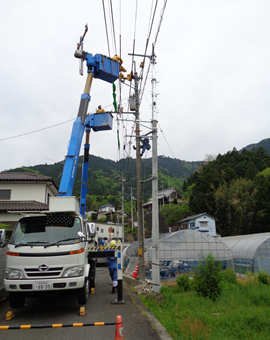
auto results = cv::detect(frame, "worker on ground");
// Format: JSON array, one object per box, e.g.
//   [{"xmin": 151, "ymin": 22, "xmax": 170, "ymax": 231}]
[{"xmin": 106, "ymin": 240, "xmax": 118, "ymax": 294}]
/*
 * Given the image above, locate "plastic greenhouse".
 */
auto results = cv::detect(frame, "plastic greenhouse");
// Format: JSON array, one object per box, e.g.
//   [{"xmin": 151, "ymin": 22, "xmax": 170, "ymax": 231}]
[
  {"xmin": 220, "ymin": 233, "xmax": 270, "ymax": 275},
  {"xmin": 124, "ymin": 230, "xmax": 234, "ymax": 281}
]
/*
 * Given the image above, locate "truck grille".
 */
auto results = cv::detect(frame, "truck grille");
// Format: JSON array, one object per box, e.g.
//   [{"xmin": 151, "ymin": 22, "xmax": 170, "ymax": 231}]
[{"xmin": 25, "ymin": 267, "xmax": 63, "ymax": 278}]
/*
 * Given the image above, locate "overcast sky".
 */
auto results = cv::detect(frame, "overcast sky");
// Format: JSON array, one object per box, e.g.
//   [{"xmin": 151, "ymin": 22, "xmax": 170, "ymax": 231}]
[{"xmin": 1, "ymin": 0, "xmax": 270, "ymax": 172}]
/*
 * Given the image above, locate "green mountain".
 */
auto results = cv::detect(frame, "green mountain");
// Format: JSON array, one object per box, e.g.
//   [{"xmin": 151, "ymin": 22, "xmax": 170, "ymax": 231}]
[
  {"xmin": 5, "ymin": 155, "xmax": 200, "ymax": 209},
  {"xmin": 242, "ymin": 138, "xmax": 270, "ymax": 154},
  {"xmin": 185, "ymin": 146, "xmax": 270, "ymax": 236}
]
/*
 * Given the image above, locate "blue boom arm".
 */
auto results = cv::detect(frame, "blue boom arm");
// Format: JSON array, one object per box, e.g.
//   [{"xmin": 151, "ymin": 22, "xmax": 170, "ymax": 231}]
[{"xmin": 58, "ymin": 51, "xmax": 121, "ymax": 216}]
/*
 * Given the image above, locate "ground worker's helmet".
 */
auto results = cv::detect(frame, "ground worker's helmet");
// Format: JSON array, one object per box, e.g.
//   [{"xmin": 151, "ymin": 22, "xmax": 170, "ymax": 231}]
[{"xmin": 110, "ymin": 240, "xmax": 116, "ymax": 247}]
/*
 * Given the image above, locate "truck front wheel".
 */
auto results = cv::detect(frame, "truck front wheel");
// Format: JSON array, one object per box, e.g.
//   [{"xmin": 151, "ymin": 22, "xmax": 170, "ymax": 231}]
[
  {"xmin": 9, "ymin": 292, "xmax": 25, "ymax": 308},
  {"xmin": 77, "ymin": 279, "xmax": 89, "ymax": 305}
]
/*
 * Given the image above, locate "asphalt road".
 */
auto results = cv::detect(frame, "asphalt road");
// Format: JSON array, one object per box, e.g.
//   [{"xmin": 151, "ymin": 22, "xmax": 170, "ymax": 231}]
[{"xmin": 0, "ymin": 267, "xmax": 171, "ymax": 340}]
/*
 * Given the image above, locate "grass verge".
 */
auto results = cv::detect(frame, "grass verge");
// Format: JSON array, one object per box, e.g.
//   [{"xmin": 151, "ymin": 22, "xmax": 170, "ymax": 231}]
[{"xmin": 138, "ymin": 279, "xmax": 270, "ymax": 339}]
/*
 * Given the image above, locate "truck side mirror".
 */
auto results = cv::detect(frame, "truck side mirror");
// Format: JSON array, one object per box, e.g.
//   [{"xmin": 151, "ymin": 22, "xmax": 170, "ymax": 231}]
[
  {"xmin": 78, "ymin": 231, "xmax": 86, "ymax": 240},
  {"xmin": 0, "ymin": 229, "xmax": 6, "ymax": 244},
  {"xmin": 86, "ymin": 223, "xmax": 96, "ymax": 237}
]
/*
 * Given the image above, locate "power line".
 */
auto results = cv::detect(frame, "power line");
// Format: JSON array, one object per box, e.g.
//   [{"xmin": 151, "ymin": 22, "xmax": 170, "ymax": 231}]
[
  {"xmin": 158, "ymin": 122, "xmax": 176, "ymax": 158},
  {"xmin": 109, "ymin": 0, "xmax": 117, "ymax": 55},
  {"xmin": 0, "ymin": 118, "xmax": 75, "ymax": 142},
  {"xmin": 102, "ymin": 0, "xmax": 111, "ymax": 58}
]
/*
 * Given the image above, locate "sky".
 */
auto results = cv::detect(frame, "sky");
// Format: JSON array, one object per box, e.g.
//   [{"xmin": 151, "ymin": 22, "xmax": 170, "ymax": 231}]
[{"xmin": 1, "ymin": 0, "xmax": 270, "ymax": 172}]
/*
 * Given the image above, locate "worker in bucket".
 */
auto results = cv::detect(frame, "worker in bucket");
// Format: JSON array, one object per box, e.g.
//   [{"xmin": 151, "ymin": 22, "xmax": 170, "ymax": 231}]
[{"xmin": 106, "ymin": 240, "xmax": 118, "ymax": 294}]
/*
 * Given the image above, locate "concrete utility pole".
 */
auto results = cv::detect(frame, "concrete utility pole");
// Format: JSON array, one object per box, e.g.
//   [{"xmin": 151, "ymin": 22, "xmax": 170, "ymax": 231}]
[
  {"xmin": 131, "ymin": 187, "xmax": 134, "ymax": 230},
  {"xmin": 134, "ymin": 63, "xmax": 145, "ymax": 281},
  {"xmin": 151, "ymin": 45, "xmax": 160, "ymax": 293},
  {"xmin": 121, "ymin": 176, "xmax": 127, "ymax": 243}
]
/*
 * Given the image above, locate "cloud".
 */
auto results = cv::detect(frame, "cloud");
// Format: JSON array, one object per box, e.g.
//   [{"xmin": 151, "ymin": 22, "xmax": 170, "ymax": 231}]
[{"xmin": 1, "ymin": 0, "xmax": 270, "ymax": 171}]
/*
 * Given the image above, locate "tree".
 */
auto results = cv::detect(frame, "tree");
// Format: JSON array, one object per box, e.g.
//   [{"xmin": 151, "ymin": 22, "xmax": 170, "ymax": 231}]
[
  {"xmin": 215, "ymin": 178, "xmax": 256, "ymax": 236},
  {"xmin": 160, "ymin": 204, "xmax": 190, "ymax": 226},
  {"xmin": 193, "ymin": 253, "xmax": 222, "ymax": 301}
]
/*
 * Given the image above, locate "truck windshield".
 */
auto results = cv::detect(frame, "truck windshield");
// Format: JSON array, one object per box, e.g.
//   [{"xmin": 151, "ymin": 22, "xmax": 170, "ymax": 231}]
[{"xmin": 10, "ymin": 215, "xmax": 81, "ymax": 246}]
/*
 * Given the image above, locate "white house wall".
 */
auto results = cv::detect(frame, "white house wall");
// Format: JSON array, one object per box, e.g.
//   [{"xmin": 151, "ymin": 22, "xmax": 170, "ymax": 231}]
[
  {"xmin": 95, "ymin": 223, "xmax": 123, "ymax": 242},
  {"xmin": 0, "ymin": 212, "xmax": 22, "ymax": 222},
  {"xmin": 195, "ymin": 215, "xmax": 216, "ymax": 236},
  {"xmin": 0, "ymin": 182, "xmax": 49, "ymax": 203}
]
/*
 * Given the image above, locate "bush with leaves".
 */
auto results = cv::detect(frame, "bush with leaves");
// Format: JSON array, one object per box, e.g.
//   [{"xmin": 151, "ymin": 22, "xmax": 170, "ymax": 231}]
[
  {"xmin": 0, "ymin": 223, "xmax": 12, "ymax": 241},
  {"xmin": 176, "ymin": 274, "xmax": 191, "ymax": 292},
  {"xmin": 245, "ymin": 271, "xmax": 259, "ymax": 286},
  {"xmin": 258, "ymin": 270, "xmax": 270, "ymax": 285},
  {"xmin": 221, "ymin": 268, "xmax": 237, "ymax": 284},
  {"xmin": 193, "ymin": 253, "xmax": 222, "ymax": 301}
]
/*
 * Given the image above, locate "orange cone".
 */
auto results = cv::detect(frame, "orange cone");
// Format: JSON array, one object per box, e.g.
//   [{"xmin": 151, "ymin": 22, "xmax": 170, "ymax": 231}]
[
  {"xmin": 115, "ymin": 315, "xmax": 125, "ymax": 339},
  {"xmin": 131, "ymin": 263, "xmax": 139, "ymax": 279}
]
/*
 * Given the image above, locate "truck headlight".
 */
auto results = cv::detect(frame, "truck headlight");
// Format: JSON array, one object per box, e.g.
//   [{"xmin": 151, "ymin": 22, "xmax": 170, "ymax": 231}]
[
  {"xmin": 5, "ymin": 268, "xmax": 24, "ymax": 279},
  {"xmin": 62, "ymin": 265, "xmax": 84, "ymax": 277}
]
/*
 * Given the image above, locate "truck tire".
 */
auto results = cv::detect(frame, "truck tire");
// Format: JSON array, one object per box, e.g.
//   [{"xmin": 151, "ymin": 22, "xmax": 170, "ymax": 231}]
[
  {"xmin": 77, "ymin": 279, "xmax": 89, "ymax": 305},
  {"xmin": 9, "ymin": 292, "xmax": 25, "ymax": 308}
]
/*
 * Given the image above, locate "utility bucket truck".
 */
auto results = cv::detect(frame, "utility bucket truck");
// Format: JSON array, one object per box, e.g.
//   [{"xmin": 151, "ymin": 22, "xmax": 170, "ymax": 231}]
[
  {"xmin": 4, "ymin": 197, "xmax": 97, "ymax": 308},
  {"xmin": 3, "ymin": 25, "xmax": 123, "ymax": 308}
]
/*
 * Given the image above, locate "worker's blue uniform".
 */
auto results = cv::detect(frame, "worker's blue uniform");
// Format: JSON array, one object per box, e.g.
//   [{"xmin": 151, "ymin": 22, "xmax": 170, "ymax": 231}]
[
  {"xmin": 106, "ymin": 256, "xmax": 118, "ymax": 291},
  {"xmin": 140, "ymin": 138, "xmax": 151, "ymax": 156}
]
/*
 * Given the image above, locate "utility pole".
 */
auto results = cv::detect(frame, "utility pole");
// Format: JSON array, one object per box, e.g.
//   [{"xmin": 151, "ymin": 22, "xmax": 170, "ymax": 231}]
[
  {"xmin": 131, "ymin": 187, "xmax": 134, "ymax": 230},
  {"xmin": 134, "ymin": 63, "xmax": 145, "ymax": 281},
  {"xmin": 151, "ymin": 44, "xmax": 160, "ymax": 293},
  {"xmin": 121, "ymin": 176, "xmax": 127, "ymax": 243}
]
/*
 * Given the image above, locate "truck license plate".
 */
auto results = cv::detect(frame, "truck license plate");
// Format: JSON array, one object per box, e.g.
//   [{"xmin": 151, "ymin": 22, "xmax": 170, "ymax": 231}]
[{"xmin": 35, "ymin": 281, "xmax": 51, "ymax": 290}]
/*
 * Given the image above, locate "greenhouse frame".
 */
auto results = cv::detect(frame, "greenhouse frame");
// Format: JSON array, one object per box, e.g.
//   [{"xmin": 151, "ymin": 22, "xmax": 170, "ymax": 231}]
[
  {"xmin": 124, "ymin": 230, "xmax": 234, "ymax": 281},
  {"xmin": 220, "ymin": 233, "xmax": 270, "ymax": 275}
]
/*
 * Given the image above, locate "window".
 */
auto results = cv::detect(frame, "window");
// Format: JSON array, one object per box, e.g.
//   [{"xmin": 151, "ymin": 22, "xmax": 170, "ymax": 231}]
[
  {"xmin": 0, "ymin": 190, "xmax": 11, "ymax": 200},
  {"xmin": 200, "ymin": 221, "xmax": 208, "ymax": 227},
  {"xmin": 101, "ymin": 229, "xmax": 104, "ymax": 233},
  {"xmin": 181, "ymin": 223, "xmax": 188, "ymax": 230},
  {"xmin": 96, "ymin": 227, "xmax": 99, "ymax": 231}
]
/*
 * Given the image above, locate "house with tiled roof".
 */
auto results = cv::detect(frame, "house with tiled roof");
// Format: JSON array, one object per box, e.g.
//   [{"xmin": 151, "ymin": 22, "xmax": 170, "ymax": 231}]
[
  {"xmin": 172, "ymin": 212, "xmax": 218, "ymax": 236},
  {"xmin": 98, "ymin": 203, "xmax": 115, "ymax": 219},
  {"xmin": 143, "ymin": 187, "xmax": 180, "ymax": 213},
  {"xmin": 0, "ymin": 172, "xmax": 58, "ymax": 228}
]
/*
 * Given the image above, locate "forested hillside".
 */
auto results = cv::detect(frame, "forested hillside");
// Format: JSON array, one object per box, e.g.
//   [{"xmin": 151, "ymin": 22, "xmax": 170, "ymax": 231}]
[
  {"xmin": 6, "ymin": 155, "xmax": 200, "ymax": 212},
  {"xmin": 183, "ymin": 147, "xmax": 270, "ymax": 237},
  {"xmin": 242, "ymin": 138, "xmax": 270, "ymax": 155}
]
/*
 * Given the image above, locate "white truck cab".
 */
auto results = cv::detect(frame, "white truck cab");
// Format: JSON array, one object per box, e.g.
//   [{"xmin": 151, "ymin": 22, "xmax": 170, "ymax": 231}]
[{"xmin": 4, "ymin": 197, "xmax": 95, "ymax": 308}]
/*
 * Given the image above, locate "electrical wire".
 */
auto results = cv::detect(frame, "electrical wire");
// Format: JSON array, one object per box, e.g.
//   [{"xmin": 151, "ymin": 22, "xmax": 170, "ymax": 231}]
[
  {"xmin": 158, "ymin": 122, "xmax": 176, "ymax": 159},
  {"xmin": 0, "ymin": 118, "xmax": 75, "ymax": 142},
  {"xmin": 102, "ymin": 0, "xmax": 111, "ymax": 58},
  {"xmin": 139, "ymin": 0, "xmax": 167, "ymax": 102},
  {"xmin": 109, "ymin": 0, "xmax": 117, "ymax": 56}
]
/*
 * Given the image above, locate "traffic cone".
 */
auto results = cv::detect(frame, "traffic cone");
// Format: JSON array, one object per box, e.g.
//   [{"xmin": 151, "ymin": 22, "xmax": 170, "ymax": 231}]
[
  {"xmin": 131, "ymin": 263, "xmax": 139, "ymax": 279},
  {"xmin": 115, "ymin": 315, "xmax": 125, "ymax": 339}
]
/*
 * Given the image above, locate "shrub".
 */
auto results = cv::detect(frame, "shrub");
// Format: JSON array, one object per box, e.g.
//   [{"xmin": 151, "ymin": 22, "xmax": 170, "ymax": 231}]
[
  {"xmin": 0, "ymin": 223, "xmax": 12, "ymax": 241},
  {"xmin": 221, "ymin": 268, "xmax": 237, "ymax": 284},
  {"xmin": 258, "ymin": 270, "xmax": 270, "ymax": 285},
  {"xmin": 176, "ymin": 274, "xmax": 191, "ymax": 291},
  {"xmin": 193, "ymin": 253, "xmax": 222, "ymax": 301},
  {"xmin": 245, "ymin": 271, "xmax": 259, "ymax": 286}
]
